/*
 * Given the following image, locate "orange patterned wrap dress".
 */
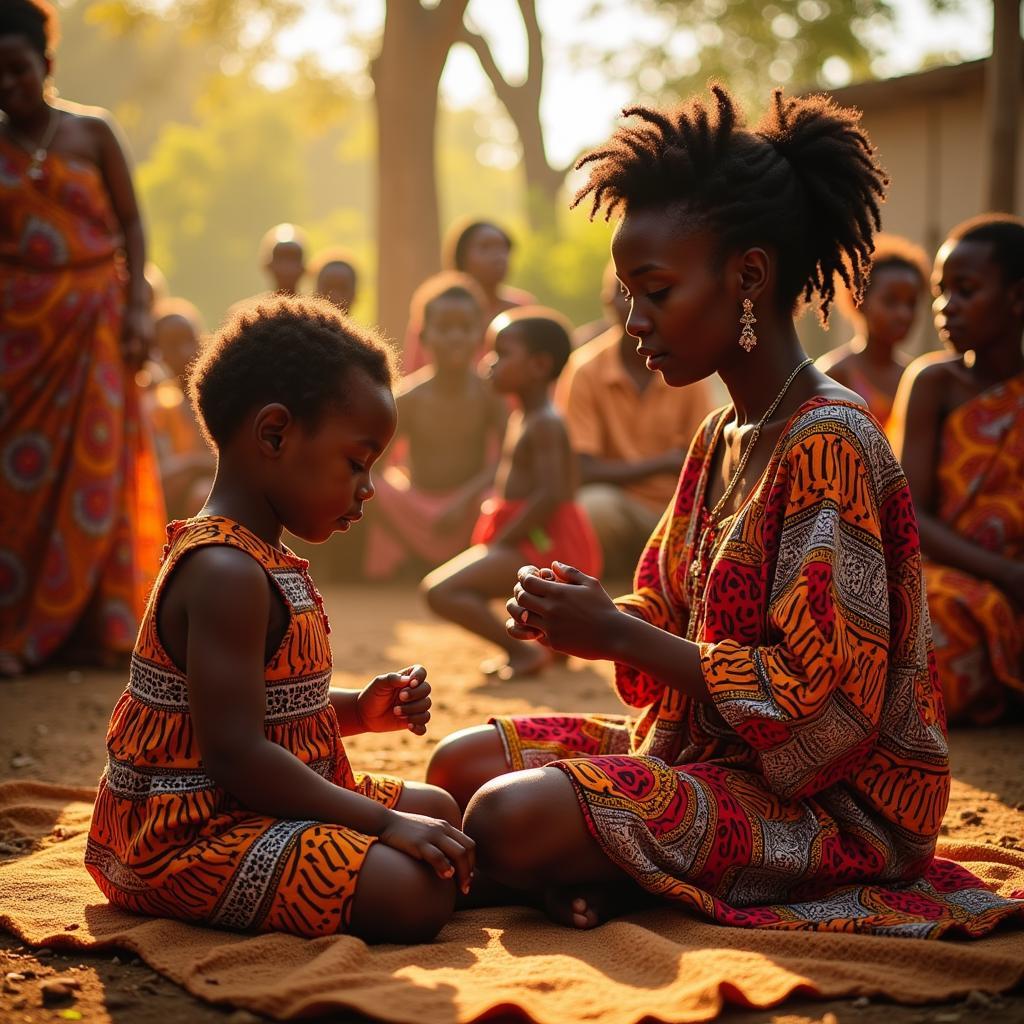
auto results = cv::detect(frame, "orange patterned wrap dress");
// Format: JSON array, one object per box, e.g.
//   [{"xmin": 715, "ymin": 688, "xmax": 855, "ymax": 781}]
[
  {"xmin": 919, "ymin": 372, "xmax": 1024, "ymax": 725},
  {"xmin": 0, "ymin": 141, "xmax": 165, "ymax": 668},
  {"xmin": 86, "ymin": 516, "xmax": 403, "ymax": 936},
  {"xmin": 493, "ymin": 399, "xmax": 1024, "ymax": 937}
]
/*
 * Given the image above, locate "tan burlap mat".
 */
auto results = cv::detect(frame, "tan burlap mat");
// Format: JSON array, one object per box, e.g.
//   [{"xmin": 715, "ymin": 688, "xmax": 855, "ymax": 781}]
[{"xmin": 2, "ymin": 780, "xmax": 1022, "ymax": 1023}]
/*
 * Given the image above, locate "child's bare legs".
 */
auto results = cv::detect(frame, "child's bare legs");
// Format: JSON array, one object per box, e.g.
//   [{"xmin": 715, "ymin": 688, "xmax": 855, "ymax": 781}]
[
  {"xmin": 348, "ymin": 781, "xmax": 461, "ymax": 943},
  {"xmin": 422, "ymin": 545, "xmax": 550, "ymax": 679}
]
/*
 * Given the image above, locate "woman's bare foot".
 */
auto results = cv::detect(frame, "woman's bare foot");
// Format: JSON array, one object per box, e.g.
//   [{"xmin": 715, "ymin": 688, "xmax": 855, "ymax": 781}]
[
  {"xmin": 543, "ymin": 884, "xmax": 616, "ymax": 929},
  {"xmin": 543, "ymin": 882, "xmax": 655, "ymax": 929}
]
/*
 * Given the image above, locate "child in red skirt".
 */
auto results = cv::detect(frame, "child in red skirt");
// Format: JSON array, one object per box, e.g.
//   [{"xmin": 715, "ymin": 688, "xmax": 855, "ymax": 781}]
[{"xmin": 423, "ymin": 308, "xmax": 600, "ymax": 680}]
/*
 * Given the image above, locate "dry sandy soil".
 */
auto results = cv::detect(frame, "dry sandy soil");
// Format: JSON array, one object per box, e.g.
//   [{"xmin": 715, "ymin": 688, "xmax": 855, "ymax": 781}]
[{"xmin": 1, "ymin": 582, "xmax": 1022, "ymax": 1024}]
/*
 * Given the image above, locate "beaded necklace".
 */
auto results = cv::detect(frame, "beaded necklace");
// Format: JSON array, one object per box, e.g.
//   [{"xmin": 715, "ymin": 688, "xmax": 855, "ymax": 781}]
[
  {"xmin": 685, "ymin": 357, "xmax": 813, "ymax": 629},
  {"xmin": 2, "ymin": 107, "xmax": 59, "ymax": 181}
]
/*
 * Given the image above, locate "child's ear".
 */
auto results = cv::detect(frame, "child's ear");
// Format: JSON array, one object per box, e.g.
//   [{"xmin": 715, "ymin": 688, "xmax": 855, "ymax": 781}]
[
  {"xmin": 530, "ymin": 351, "xmax": 555, "ymax": 381},
  {"xmin": 253, "ymin": 403, "xmax": 292, "ymax": 457},
  {"xmin": 1009, "ymin": 277, "xmax": 1024, "ymax": 320}
]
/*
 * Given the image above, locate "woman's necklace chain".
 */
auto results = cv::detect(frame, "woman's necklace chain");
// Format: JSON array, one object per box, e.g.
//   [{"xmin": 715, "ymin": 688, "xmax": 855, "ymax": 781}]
[
  {"xmin": 2, "ymin": 108, "xmax": 59, "ymax": 180},
  {"xmin": 687, "ymin": 356, "xmax": 813, "ymax": 601},
  {"xmin": 707, "ymin": 356, "xmax": 814, "ymax": 522}
]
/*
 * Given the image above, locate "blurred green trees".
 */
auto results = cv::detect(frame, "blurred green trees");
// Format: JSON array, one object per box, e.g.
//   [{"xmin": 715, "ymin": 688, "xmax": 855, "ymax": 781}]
[{"xmin": 58, "ymin": 0, "xmax": 966, "ymax": 346}]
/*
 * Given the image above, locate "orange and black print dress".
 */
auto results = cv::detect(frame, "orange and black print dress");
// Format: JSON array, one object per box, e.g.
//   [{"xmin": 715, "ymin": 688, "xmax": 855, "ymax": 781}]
[{"xmin": 86, "ymin": 516, "xmax": 403, "ymax": 937}]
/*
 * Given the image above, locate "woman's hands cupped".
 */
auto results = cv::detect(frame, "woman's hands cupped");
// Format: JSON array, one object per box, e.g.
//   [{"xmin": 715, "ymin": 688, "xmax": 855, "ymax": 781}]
[{"xmin": 505, "ymin": 561, "xmax": 621, "ymax": 661}]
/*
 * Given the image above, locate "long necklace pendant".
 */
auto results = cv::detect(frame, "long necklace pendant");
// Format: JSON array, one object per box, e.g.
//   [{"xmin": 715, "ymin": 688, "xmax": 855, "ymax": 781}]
[{"xmin": 26, "ymin": 150, "xmax": 45, "ymax": 179}]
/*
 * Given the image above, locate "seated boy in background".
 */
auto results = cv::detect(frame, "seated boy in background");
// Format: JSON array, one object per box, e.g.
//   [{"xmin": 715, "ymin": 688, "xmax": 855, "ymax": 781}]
[
  {"xmin": 312, "ymin": 248, "xmax": 359, "ymax": 313},
  {"xmin": 423, "ymin": 308, "xmax": 601, "ymax": 680},
  {"xmin": 143, "ymin": 299, "xmax": 215, "ymax": 520},
  {"xmin": 228, "ymin": 223, "xmax": 307, "ymax": 319},
  {"xmin": 363, "ymin": 273, "xmax": 507, "ymax": 580},
  {"xmin": 556, "ymin": 261, "xmax": 715, "ymax": 577}
]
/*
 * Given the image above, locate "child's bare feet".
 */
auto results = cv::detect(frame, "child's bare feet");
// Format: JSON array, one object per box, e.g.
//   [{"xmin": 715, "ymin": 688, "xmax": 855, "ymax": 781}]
[
  {"xmin": 479, "ymin": 655, "xmax": 508, "ymax": 676},
  {"xmin": 0, "ymin": 652, "xmax": 25, "ymax": 678},
  {"xmin": 484, "ymin": 645, "xmax": 551, "ymax": 681},
  {"xmin": 481, "ymin": 648, "xmax": 565, "ymax": 677}
]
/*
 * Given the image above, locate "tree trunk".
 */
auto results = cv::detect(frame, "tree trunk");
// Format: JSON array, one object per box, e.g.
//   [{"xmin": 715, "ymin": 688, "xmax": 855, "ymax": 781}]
[
  {"xmin": 372, "ymin": 1, "xmax": 469, "ymax": 348},
  {"xmin": 985, "ymin": 0, "xmax": 1022, "ymax": 212},
  {"xmin": 509, "ymin": 88, "xmax": 566, "ymax": 231}
]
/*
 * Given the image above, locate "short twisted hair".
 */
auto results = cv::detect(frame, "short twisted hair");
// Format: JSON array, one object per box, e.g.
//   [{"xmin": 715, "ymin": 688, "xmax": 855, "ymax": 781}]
[
  {"xmin": 947, "ymin": 213, "xmax": 1024, "ymax": 284},
  {"xmin": 573, "ymin": 84, "xmax": 888, "ymax": 323},
  {"xmin": 189, "ymin": 295, "xmax": 394, "ymax": 450}
]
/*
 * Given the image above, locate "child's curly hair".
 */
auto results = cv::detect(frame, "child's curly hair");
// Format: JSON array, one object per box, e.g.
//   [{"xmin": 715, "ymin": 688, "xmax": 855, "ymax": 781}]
[
  {"xmin": 189, "ymin": 295, "xmax": 395, "ymax": 451},
  {"xmin": 946, "ymin": 213, "xmax": 1024, "ymax": 285},
  {"xmin": 573, "ymin": 83, "xmax": 888, "ymax": 324},
  {"xmin": 410, "ymin": 271, "xmax": 487, "ymax": 329}
]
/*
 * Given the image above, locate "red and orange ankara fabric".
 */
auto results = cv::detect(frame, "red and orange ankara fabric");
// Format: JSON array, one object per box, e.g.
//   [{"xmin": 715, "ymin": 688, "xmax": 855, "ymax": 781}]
[
  {"xmin": 494, "ymin": 399, "xmax": 1024, "ymax": 937},
  {"xmin": 0, "ymin": 142, "xmax": 165, "ymax": 668},
  {"xmin": 918, "ymin": 373, "xmax": 1024, "ymax": 725},
  {"xmin": 86, "ymin": 517, "xmax": 402, "ymax": 937}
]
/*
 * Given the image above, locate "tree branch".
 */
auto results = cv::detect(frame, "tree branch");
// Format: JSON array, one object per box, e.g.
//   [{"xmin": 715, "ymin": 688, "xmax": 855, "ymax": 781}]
[
  {"xmin": 458, "ymin": 25, "xmax": 520, "ymax": 112},
  {"xmin": 517, "ymin": 0, "xmax": 544, "ymax": 103}
]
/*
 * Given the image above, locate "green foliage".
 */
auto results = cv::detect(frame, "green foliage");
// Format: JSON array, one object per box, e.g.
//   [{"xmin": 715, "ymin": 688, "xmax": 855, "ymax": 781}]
[
  {"xmin": 138, "ymin": 86, "xmax": 310, "ymax": 327},
  {"xmin": 510, "ymin": 207, "xmax": 616, "ymax": 328},
  {"xmin": 53, "ymin": 1, "xmax": 216, "ymax": 159},
  {"xmin": 584, "ymin": 0, "xmax": 898, "ymax": 108}
]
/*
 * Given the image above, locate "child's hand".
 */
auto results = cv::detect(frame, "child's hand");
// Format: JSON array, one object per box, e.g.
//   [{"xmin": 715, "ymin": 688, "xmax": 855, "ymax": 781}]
[
  {"xmin": 378, "ymin": 810, "xmax": 475, "ymax": 894},
  {"xmin": 356, "ymin": 664, "xmax": 431, "ymax": 735}
]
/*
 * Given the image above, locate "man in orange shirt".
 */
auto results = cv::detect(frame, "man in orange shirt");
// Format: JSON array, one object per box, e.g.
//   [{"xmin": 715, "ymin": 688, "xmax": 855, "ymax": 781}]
[{"xmin": 556, "ymin": 266, "xmax": 717, "ymax": 576}]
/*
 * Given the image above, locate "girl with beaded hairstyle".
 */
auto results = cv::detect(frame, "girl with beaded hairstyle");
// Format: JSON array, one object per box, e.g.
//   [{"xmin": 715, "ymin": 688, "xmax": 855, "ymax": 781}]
[{"xmin": 426, "ymin": 85, "xmax": 1024, "ymax": 937}]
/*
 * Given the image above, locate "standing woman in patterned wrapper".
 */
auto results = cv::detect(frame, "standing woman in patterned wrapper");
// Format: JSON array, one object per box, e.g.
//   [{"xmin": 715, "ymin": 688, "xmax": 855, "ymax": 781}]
[
  {"xmin": 426, "ymin": 85, "xmax": 1024, "ymax": 937},
  {"xmin": 0, "ymin": 0, "xmax": 165, "ymax": 676}
]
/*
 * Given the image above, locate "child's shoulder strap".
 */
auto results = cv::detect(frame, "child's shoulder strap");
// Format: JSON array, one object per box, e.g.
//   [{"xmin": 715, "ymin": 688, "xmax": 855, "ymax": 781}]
[{"xmin": 163, "ymin": 516, "xmax": 287, "ymax": 573}]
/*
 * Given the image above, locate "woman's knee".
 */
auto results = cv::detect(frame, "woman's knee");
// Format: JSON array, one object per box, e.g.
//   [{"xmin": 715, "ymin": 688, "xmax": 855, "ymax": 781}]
[
  {"xmin": 425, "ymin": 725, "xmax": 509, "ymax": 809},
  {"xmin": 463, "ymin": 769, "xmax": 560, "ymax": 882},
  {"xmin": 349, "ymin": 842, "xmax": 455, "ymax": 944},
  {"xmin": 397, "ymin": 781, "xmax": 461, "ymax": 827}
]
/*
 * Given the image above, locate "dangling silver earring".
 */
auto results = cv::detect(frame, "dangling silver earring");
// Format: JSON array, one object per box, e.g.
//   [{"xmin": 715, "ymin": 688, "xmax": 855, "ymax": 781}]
[{"xmin": 739, "ymin": 298, "xmax": 757, "ymax": 352}]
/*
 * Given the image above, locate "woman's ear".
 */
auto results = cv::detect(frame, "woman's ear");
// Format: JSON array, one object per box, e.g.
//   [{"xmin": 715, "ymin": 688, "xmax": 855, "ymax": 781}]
[
  {"xmin": 253, "ymin": 403, "xmax": 292, "ymax": 458},
  {"xmin": 736, "ymin": 247, "xmax": 771, "ymax": 304}
]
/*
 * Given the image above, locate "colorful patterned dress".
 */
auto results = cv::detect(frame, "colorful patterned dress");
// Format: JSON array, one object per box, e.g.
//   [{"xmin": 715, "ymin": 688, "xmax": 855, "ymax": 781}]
[
  {"xmin": 494, "ymin": 399, "xmax": 1024, "ymax": 937},
  {"xmin": 0, "ymin": 140, "xmax": 165, "ymax": 668},
  {"xmin": 86, "ymin": 517, "xmax": 403, "ymax": 937},
  {"xmin": 920, "ymin": 373, "xmax": 1024, "ymax": 725}
]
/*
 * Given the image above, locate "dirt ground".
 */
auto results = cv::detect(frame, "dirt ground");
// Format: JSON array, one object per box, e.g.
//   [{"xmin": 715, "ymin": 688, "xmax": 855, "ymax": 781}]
[{"xmin": 1, "ymin": 582, "xmax": 1022, "ymax": 1024}]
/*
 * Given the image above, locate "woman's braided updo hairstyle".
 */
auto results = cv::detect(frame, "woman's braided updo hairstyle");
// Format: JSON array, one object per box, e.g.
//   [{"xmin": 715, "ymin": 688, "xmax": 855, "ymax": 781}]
[{"xmin": 573, "ymin": 84, "xmax": 888, "ymax": 323}]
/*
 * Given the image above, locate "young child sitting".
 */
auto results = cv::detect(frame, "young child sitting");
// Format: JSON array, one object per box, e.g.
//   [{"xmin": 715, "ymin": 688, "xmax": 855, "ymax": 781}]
[
  {"xmin": 816, "ymin": 233, "xmax": 927, "ymax": 428},
  {"xmin": 423, "ymin": 308, "xmax": 601, "ymax": 680},
  {"xmin": 143, "ymin": 298, "xmax": 215, "ymax": 520},
  {"xmin": 227, "ymin": 223, "xmax": 307, "ymax": 319},
  {"xmin": 364, "ymin": 273, "xmax": 507, "ymax": 581},
  {"xmin": 87, "ymin": 296, "xmax": 474, "ymax": 943},
  {"xmin": 311, "ymin": 248, "xmax": 359, "ymax": 313},
  {"xmin": 891, "ymin": 214, "xmax": 1024, "ymax": 725}
]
